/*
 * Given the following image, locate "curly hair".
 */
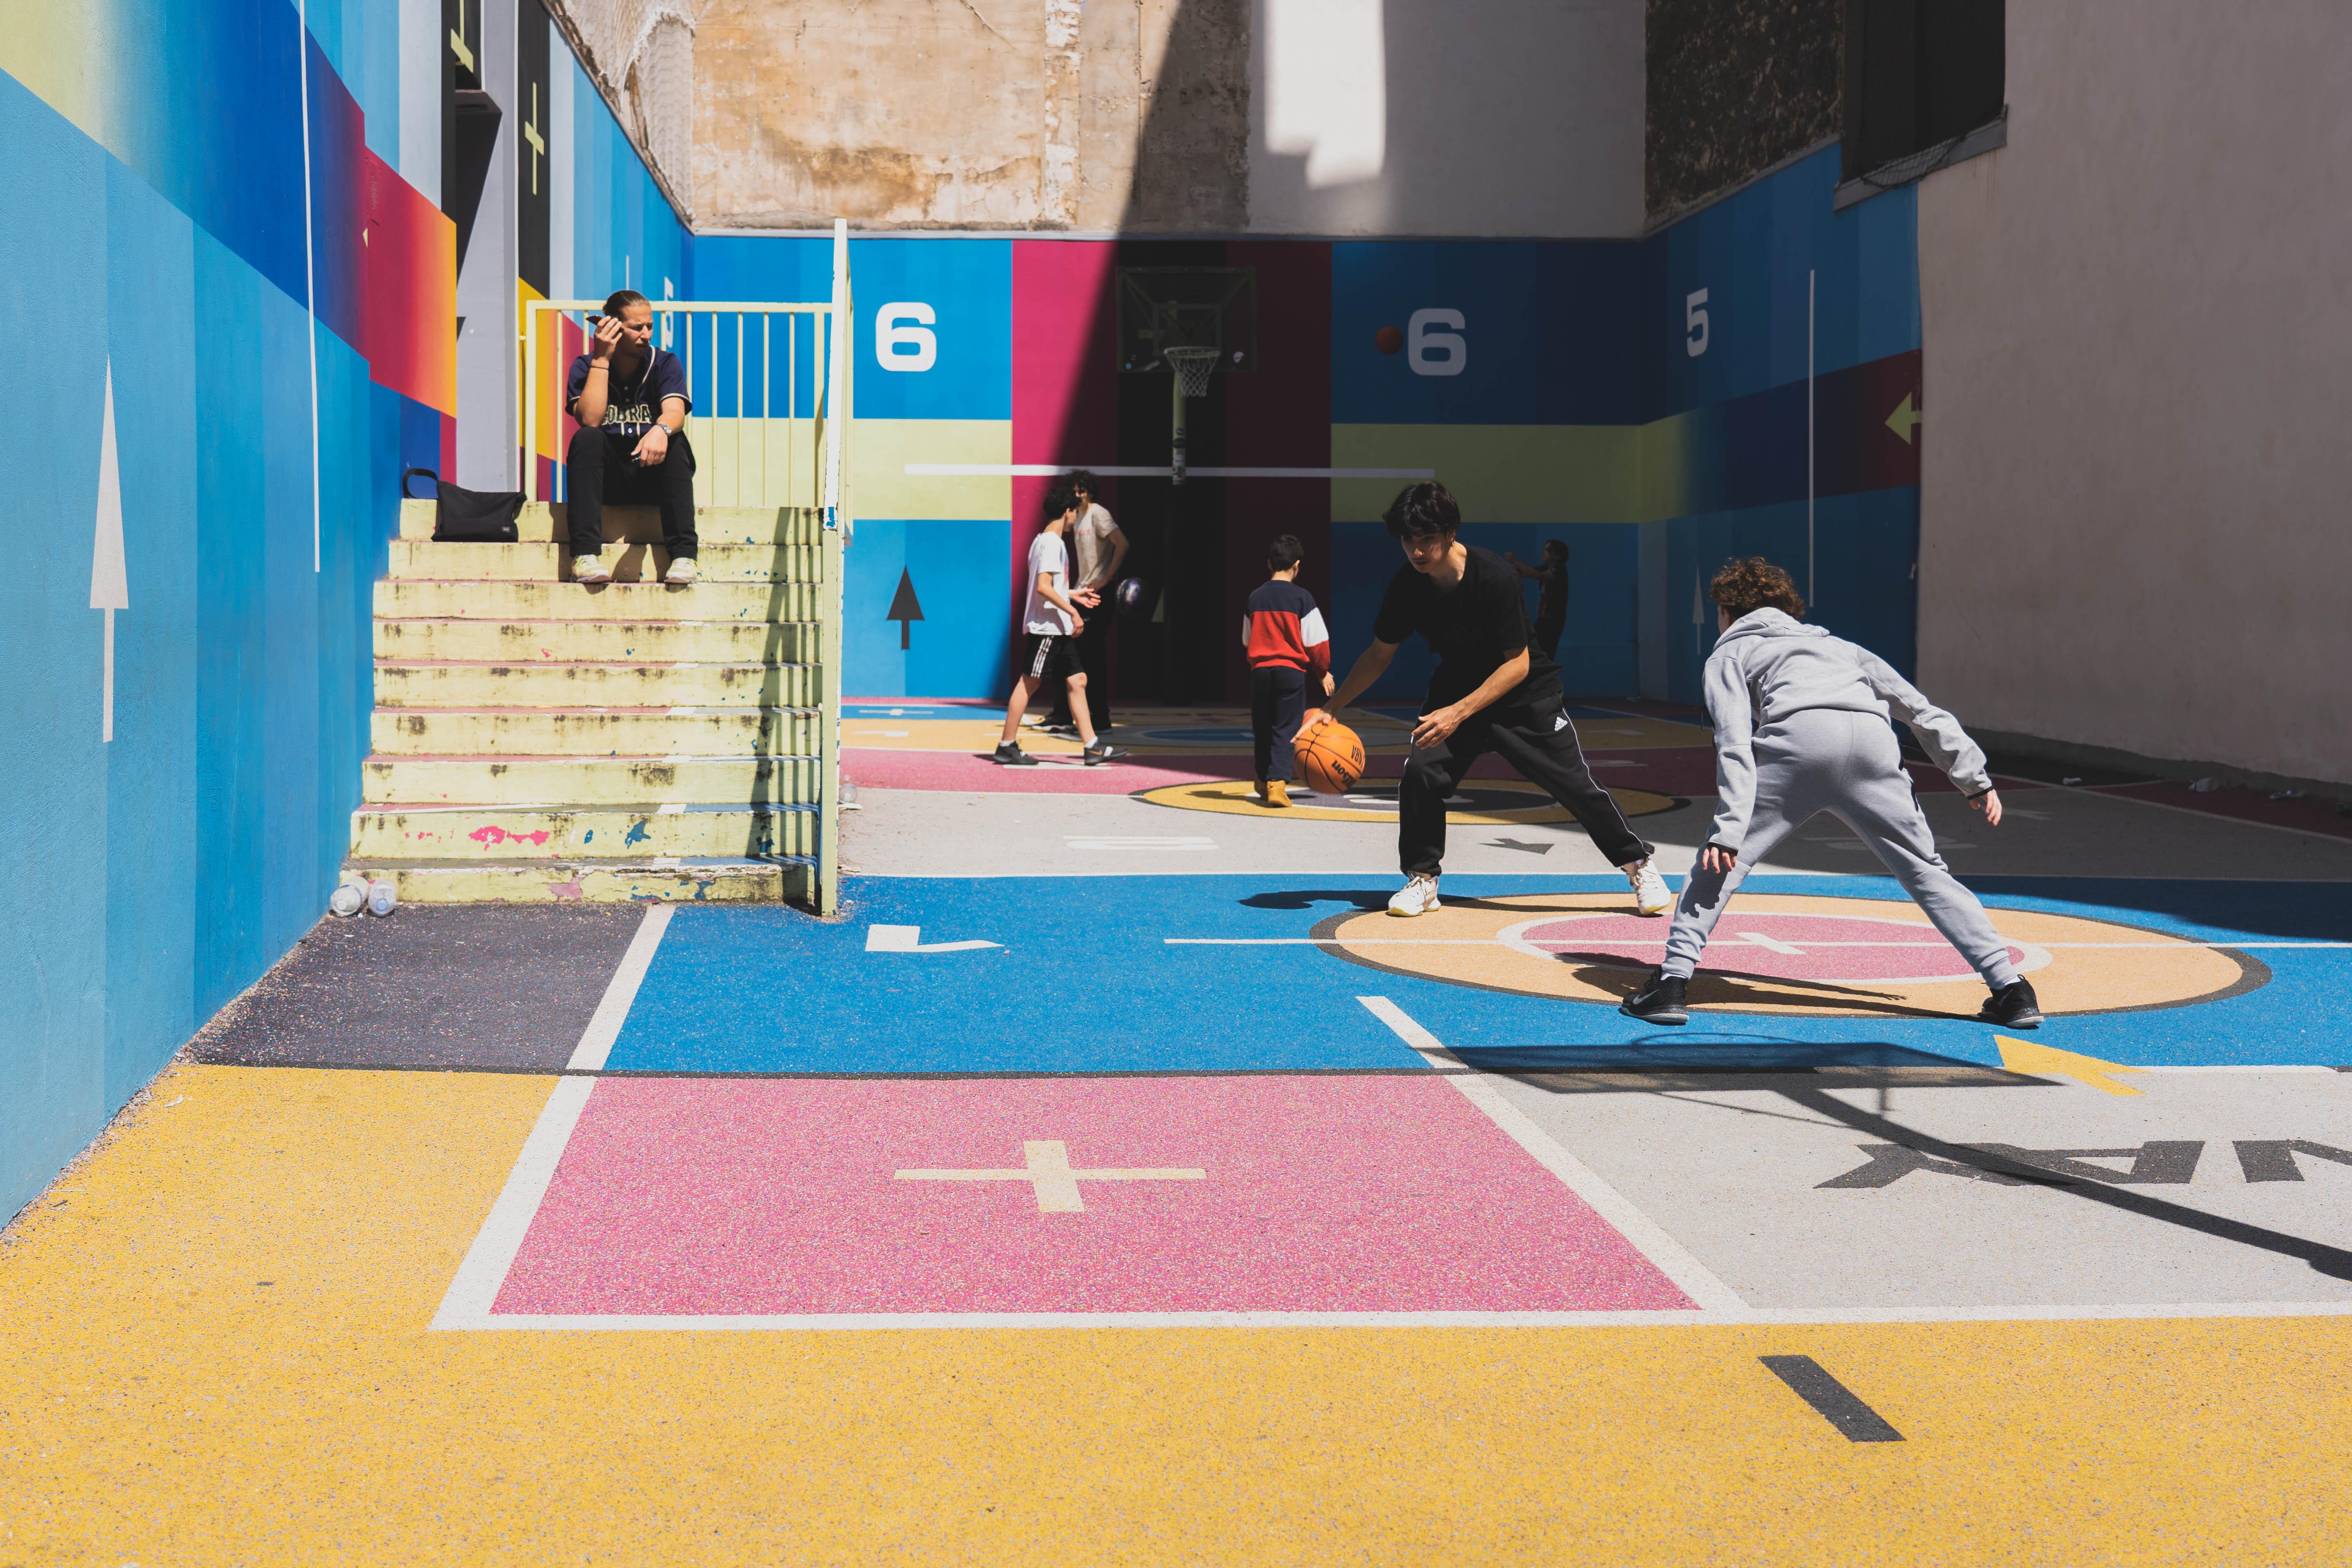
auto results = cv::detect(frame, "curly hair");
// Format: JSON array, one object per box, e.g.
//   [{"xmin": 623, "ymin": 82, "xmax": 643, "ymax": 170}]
[
  {"xmin": 1709, "ymin": 556, "xmax": 1806, "ymax": 620},
  {"xmin": 1381, "ymin": 481, "xmax": 1461, "ymax": 541}
]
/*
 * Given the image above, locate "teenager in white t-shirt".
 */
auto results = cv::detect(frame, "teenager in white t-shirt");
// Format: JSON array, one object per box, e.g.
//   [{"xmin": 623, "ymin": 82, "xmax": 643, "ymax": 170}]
[
  {"xmin": 995, "ymin": 485, "xmax": 1129, "ymax": 766},
  {"xmin": 1040, "ymin": 470, "xmax": 1129, "ymax": 733}
]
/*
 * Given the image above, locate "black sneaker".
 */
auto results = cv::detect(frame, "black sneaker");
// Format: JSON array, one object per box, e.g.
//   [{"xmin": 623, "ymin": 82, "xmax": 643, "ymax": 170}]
[
  {"xmin": 1083, "ymin": 743, "xmax": 1128, "ymax": 767},
  {"xmin": 1980, "ymin": 979, "xmax": 2043, "ymax": 1029},
  {"xmin": 1619, "ymin": 967, "xmax": 1689, "ymax": 1025},
  {"xmin": 992, "ymin": 742, "xmax": 1039, "ymax": 766},
  {"xmin": 1042, "ymin": 722, "xmax": 1080, "ymax": 737}
]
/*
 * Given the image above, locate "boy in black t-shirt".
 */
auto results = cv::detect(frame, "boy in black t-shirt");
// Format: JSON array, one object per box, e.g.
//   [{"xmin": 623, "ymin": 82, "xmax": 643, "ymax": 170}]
[
  {"xmin": 1304, "ymin": 484, "xmax": 1670, "ymax": 918},
  {"xmin": 1506, "ymin": 539, "xmax": 1570, "ymax": 660}
]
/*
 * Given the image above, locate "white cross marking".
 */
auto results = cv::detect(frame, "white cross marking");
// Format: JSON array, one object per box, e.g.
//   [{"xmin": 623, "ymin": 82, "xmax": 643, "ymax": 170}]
[{"xmin": 895, "ymin": 1140, "xmax": 1206, "ymax": 1213}]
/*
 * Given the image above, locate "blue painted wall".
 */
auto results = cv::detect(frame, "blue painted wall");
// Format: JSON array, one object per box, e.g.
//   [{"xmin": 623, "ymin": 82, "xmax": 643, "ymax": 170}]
[{"xmin": 0, "ymin": 10, "xmax": 446, "ymax": 1222}]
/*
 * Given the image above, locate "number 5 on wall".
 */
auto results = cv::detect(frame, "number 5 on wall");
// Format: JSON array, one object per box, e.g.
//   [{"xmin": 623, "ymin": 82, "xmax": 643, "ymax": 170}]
[
  {"xmin": 1685, "ymin": 289, "xmax": 1709, "ymax": 357},
  {"xmin": 1408, "ymin": 308, "xmax": 1466, "ymax": 377},
  {"xmin": 876, "ymin": 302, "xmax": 938, "ymax": 372}
]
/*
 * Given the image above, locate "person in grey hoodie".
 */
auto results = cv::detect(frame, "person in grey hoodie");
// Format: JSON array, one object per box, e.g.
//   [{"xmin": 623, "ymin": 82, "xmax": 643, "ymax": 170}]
[{"xmin": 1621, "ymin": 557, "xmax": 2043, "ymax": 1028}]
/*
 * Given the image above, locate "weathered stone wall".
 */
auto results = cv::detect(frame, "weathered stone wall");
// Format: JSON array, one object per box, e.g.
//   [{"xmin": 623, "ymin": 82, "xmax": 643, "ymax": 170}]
[
  {"xmin": 1645, "ymin": 0, "xmax": 1842, "ymax": 225},
  {"xmin": 693, "ymin": 0, "xmax": 1249, "ymax": 230}
]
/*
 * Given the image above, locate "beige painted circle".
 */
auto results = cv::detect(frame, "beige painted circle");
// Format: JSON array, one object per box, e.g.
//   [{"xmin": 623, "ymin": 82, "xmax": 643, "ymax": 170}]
[
  {"xmin": 1314, "ymin": 891, "xmax": 2264, "ymax": 1019},
  {"xmin": 1135, "ymin": 777, "xmax": 1681, "ymax": 825}
]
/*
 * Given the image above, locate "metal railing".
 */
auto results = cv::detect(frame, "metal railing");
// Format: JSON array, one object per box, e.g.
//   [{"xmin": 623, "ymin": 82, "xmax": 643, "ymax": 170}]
[{"xmin": 518, "ymin": 220, "xmax": 854, "ymax": 914}]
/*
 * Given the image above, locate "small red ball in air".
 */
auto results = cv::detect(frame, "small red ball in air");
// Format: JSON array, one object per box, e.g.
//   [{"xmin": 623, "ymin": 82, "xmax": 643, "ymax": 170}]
[{"xmin": 1374, "ymin": 325, "xmax": 1404, "ymax": 355}]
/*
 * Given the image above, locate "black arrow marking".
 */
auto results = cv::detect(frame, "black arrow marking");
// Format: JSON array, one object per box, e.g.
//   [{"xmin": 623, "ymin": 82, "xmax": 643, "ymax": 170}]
[{"xmin": 887, "ymin": 567, "xmax": 925, "ymax": 650}]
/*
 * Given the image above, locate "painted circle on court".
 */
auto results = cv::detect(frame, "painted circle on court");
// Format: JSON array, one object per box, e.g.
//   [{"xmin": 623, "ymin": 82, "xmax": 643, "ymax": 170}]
[
  {"xmin": 1313, "ymin": 892, "xmax": 2264, "ymax": 1018},
  {"xmin": 1135, "ymin": 778, "xmax": 1682, "ymax": 825},
  {"xmin": 1497, "ymin": 909, "xmax": 2052, "ymax": 986}
]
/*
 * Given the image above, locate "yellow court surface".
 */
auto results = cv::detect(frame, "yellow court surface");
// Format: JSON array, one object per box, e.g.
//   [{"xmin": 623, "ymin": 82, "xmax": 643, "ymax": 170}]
[{"xmin": 3, "ymin": 1062, "xmax": 2349, "ymax": 1565}]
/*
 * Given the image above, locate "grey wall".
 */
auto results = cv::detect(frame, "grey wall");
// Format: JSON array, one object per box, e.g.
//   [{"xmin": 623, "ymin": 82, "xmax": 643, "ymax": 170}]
[
  {"xmin": 1915, "ymin": 0, "xmax": 2352, "ymax": 785},
  {"xmin": 1249, "ymin": 0, "xmax": 1643, "ymax": 237},
  {"xmin": 454, "ymin": 0, "xmax": 519, "ymax": 489}
]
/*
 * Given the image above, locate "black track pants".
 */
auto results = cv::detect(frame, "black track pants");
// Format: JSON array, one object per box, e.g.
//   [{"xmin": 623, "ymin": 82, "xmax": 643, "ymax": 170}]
[
  {"xmin": 1251, "ymin": 665, "xmax": 1306, "ymax": 782},
  {"xmin": 1399, "ymin": 703, "xmax": 1649, "ymax": 875}
]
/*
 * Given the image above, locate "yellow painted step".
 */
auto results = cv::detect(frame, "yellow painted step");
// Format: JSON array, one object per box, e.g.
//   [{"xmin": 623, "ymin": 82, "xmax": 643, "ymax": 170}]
[
  {"xmin": 397, "ymin": 498, "xmax": 823, "ymax": 545},
  {"xmin": 349, "ymin": 857, "xmax": 801, "ymax": 904},
  {"xmin": 386, "ymin": 540, "xmax": 820, "ymax": 584},
  {"xmin": 374, "ymin": 618, "xmax": 820, "ymax": 664},
  {"xmin": 352, "ymin": 802, "xmax": 816, "ymax": 860},
  {"xmin": 364, "ymin": 754, "xmax": 820, "ymax": 806},
  {"xmin": 374, "ymin": 579, "xmax": 818, "ymax": 622},
  {"xmin": 375, "ymin": 661, "xmax": 820, "ymax": 709},
  {"xmin": 371, "ymin": 707, "xmax": 820, "ymax": 757}
]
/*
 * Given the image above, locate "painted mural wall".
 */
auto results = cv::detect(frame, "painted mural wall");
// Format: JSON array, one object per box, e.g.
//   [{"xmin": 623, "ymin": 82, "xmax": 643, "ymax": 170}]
[
  {"xmin": 0, "ymin": 0, "xmax": 457, "ymax": 1219},
  {"xmin": 756, "ymin": 146, "xmax": 1922, "ymax": 709}
]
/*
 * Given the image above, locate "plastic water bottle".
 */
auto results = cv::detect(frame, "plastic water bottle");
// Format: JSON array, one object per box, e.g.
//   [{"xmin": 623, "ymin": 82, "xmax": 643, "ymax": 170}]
[
  {"xmin": 328, "ymin": 880, "xmax": 366, "ymax": 919},
  {"xmin": 366, "ymin": 878, "xmax": 399, "ymax": 917}
]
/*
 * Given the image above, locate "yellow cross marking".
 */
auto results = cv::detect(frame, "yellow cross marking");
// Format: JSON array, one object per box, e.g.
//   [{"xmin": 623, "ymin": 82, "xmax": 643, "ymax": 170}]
[
  {"xmin": 448, "ymin": 0, "xmax": 474, "ymax": 73},
  {"xmin": 523, "ymin": 83, "xmax": 545, "ymax": 196},
  {"xmin": 895, "ymin": 1140, "xmax": 1206, "ymax": 1213}
]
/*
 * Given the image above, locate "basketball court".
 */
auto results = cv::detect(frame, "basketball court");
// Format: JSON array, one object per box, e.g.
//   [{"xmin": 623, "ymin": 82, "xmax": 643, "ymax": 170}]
[{"xmin": 2, "ymin": 698, "xmax": 2343, "ymax": 1561}]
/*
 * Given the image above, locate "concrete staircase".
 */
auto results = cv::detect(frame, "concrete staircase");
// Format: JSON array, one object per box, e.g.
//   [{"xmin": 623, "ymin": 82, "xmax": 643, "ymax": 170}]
[{"xmin": 349, "ymin": 498, "xmax": 830, "ymax": 903}]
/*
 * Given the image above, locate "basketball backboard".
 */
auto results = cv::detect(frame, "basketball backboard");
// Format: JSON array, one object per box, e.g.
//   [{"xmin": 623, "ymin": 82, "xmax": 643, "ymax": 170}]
[{"xmin": 1117, "ymin": 268, "xmax": 1258, "ymax": 374}]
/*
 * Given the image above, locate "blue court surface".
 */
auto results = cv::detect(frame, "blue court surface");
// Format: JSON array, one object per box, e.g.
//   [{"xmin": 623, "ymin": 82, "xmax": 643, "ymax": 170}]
[{"xmin": 608, "ymin": 874, "xmax": 2352, "ymax": 1074}]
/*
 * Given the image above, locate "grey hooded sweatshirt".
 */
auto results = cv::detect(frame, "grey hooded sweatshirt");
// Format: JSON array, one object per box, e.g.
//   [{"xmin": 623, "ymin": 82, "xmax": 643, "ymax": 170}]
[{"xmin": 1702, "ymin": 607, "xmax": 1992, "ymax": 852}]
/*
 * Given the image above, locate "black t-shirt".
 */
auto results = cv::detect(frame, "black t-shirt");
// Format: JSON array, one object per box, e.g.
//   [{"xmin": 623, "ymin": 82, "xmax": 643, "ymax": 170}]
[
  {"xmin": 1373, "ymin": 543, "xmax": 1563, "ymax": 711},
  {"xmin": 1535, "ymin": 563, "xmax": 1567, "ymax": 631}
]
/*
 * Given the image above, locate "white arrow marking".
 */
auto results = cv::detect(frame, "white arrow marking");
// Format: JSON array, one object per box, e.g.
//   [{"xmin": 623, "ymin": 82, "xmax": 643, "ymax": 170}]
[
  {"xmin": 1736, "ymin": 930, "xmax": 1807, "ymax": 956},
  {"xmin": 866, "ymin": 924, "xmax": 1001, "ymax": 953},
  {"xmin": 91, "ymin": 359, "xmax": 128, "ymax": 743}
]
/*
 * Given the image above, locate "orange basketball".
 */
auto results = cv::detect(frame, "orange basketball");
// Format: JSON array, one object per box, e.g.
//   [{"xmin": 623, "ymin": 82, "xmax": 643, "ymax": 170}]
[{"xmin": 1295, "ymin": 721, "xmax": 1366, "ymax": 794}]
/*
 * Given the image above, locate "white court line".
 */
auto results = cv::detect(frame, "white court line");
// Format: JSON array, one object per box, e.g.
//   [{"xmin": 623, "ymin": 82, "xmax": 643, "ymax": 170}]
[
  {"xmin": 430, "ymin": 1076, "xmax": 598, "ymax": 1331},
  {"xmin": 1355, "ymin": 996, "xmax": 1747, "ymax": 1314},
  {"xmin": 442, "ymin": 1300, "xmax": 2352, "ymax": 1331},
  {"xmin": 566, "ymin": 905, "xmax": 674, "ymax": 1071}
]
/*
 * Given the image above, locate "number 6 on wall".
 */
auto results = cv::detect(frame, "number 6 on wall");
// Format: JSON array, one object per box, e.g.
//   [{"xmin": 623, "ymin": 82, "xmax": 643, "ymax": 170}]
[
  {"xmin": 875, "ymin": 302, "xmax": 938, "ymax": 372},
  {"xmin": 1408, "ymin": 308, "xmax": 1466, "ymax": 377},
  {"xmin": 1685, "ymin": 289, "xmax": 1709, "ymax": 357}
]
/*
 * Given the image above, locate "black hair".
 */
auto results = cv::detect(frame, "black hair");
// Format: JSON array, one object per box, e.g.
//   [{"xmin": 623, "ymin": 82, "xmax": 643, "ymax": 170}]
[
  {"xmin": 1042, "ymin": 485, "xmax": 1079, "ymax": 520},
  {"xmin": 1381, "ymin": 481, "xmax": 1461, "ymax": 541},
  {"xmin": 602, "ymin": 288, "xmax": 651, "ymax": 319},
  {"xmin": 1064, "ymin": 469, "xmax": 1100, "ymax": 497},
  {"xmin": 1267, "ymin": 534, "xmax": 1303, "ymax": 572},
  {"xmin": 1545, "ymin": 538, "xmax": 1569, "ymax": 562}
]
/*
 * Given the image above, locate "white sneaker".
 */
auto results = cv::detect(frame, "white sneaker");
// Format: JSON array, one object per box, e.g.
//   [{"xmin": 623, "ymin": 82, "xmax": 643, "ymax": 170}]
[
  {"xmin": 1388, "ymin": 874, "xmax": 1441, "ymax": 917},
  {"xmin": 664, "ymin": 557, "xmax": 699, "ymax": 586},
  {"xmin": 573, "ymin": 555, "xmax": 611, "ymax": 585},
  {"xmin": 1624, "ymin": 857, "xmax": 1672, "ymax": 916}
]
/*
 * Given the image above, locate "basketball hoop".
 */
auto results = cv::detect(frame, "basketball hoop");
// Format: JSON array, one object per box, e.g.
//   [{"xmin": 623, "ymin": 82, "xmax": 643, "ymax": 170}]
[{"xmin": 1165, "ymin": 345, "xmax": 1219, "ymax": 399}]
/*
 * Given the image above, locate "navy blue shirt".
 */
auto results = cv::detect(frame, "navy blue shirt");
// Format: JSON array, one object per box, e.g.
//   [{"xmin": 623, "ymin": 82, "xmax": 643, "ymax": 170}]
[{"xmin": 565, "ymin": 344, "xmax": 691, "ymax": 439}]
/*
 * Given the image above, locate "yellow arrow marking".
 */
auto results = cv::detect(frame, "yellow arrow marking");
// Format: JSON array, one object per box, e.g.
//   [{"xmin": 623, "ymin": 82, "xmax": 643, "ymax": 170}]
[
  {"xmin": 1887, "ymin": 393, "xmax": 1922, "ymax": 444},
  {"xmin": 1996, "ymin": 1035, "xmax": 2144, "ymax": 1096}
]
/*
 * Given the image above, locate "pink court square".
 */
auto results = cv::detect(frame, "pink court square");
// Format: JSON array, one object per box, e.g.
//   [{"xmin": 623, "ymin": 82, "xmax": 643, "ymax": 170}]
[{"xmin": 491, "ymin": 1074, "xmax": 1692, "ymax": 1317}]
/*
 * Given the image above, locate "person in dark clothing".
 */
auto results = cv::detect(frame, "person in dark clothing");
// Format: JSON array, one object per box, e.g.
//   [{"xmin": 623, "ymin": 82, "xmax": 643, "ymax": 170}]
[
  {"xmin": 563, "ymin": 289, "xmax": 698, "ymax": 586},
  {"xmin": 1506, "ymin": 538, "xmax": 1570, "ymax": 660},
  {"xmin": 1305, "ymin": 484, "xmax": 1668, "ymax": 918},
  {"xmin": 1241, "ymin": 534, "xmax": 1334, "ymax": 807}
]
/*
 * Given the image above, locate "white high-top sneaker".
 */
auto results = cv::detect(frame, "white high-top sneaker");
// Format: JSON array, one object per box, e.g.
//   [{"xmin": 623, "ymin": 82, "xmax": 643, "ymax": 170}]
[
  {"xmin": 1387, "ymin": 874, "xmax": 1441, "ymax": 917},
  {"xmin": 1623, "ymin": 857, "xmax": 1671, "ymax": 916}
]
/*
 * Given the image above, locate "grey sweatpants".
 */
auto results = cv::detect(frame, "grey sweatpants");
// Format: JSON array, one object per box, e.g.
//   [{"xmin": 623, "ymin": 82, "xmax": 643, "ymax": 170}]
[{"xmin": 1661, "ymin": 709, "xmax": 2020, "ymax": 989}]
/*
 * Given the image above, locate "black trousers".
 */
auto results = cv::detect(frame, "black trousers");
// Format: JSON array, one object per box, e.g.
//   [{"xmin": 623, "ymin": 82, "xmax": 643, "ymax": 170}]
[
  {"xmin": 1534, "ymin": 616, "xmax": 1565, "ymax": 662},
  {"xmin": 564, "ymin": 426, "xmax": 698, "ymax": 560},
  {"xmin": 1399, "ymin": 696, "xmax": 1650, "ymax": 875},
  {"xmin": 1251, "ymin": 665, "xmax": 1306, "ymax": 782}
]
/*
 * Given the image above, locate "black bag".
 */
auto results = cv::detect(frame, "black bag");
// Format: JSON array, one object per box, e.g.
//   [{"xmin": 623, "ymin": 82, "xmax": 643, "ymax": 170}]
[{"xmin": 404, "ymin": 468, "xmax": 523, "ymax": 542}]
